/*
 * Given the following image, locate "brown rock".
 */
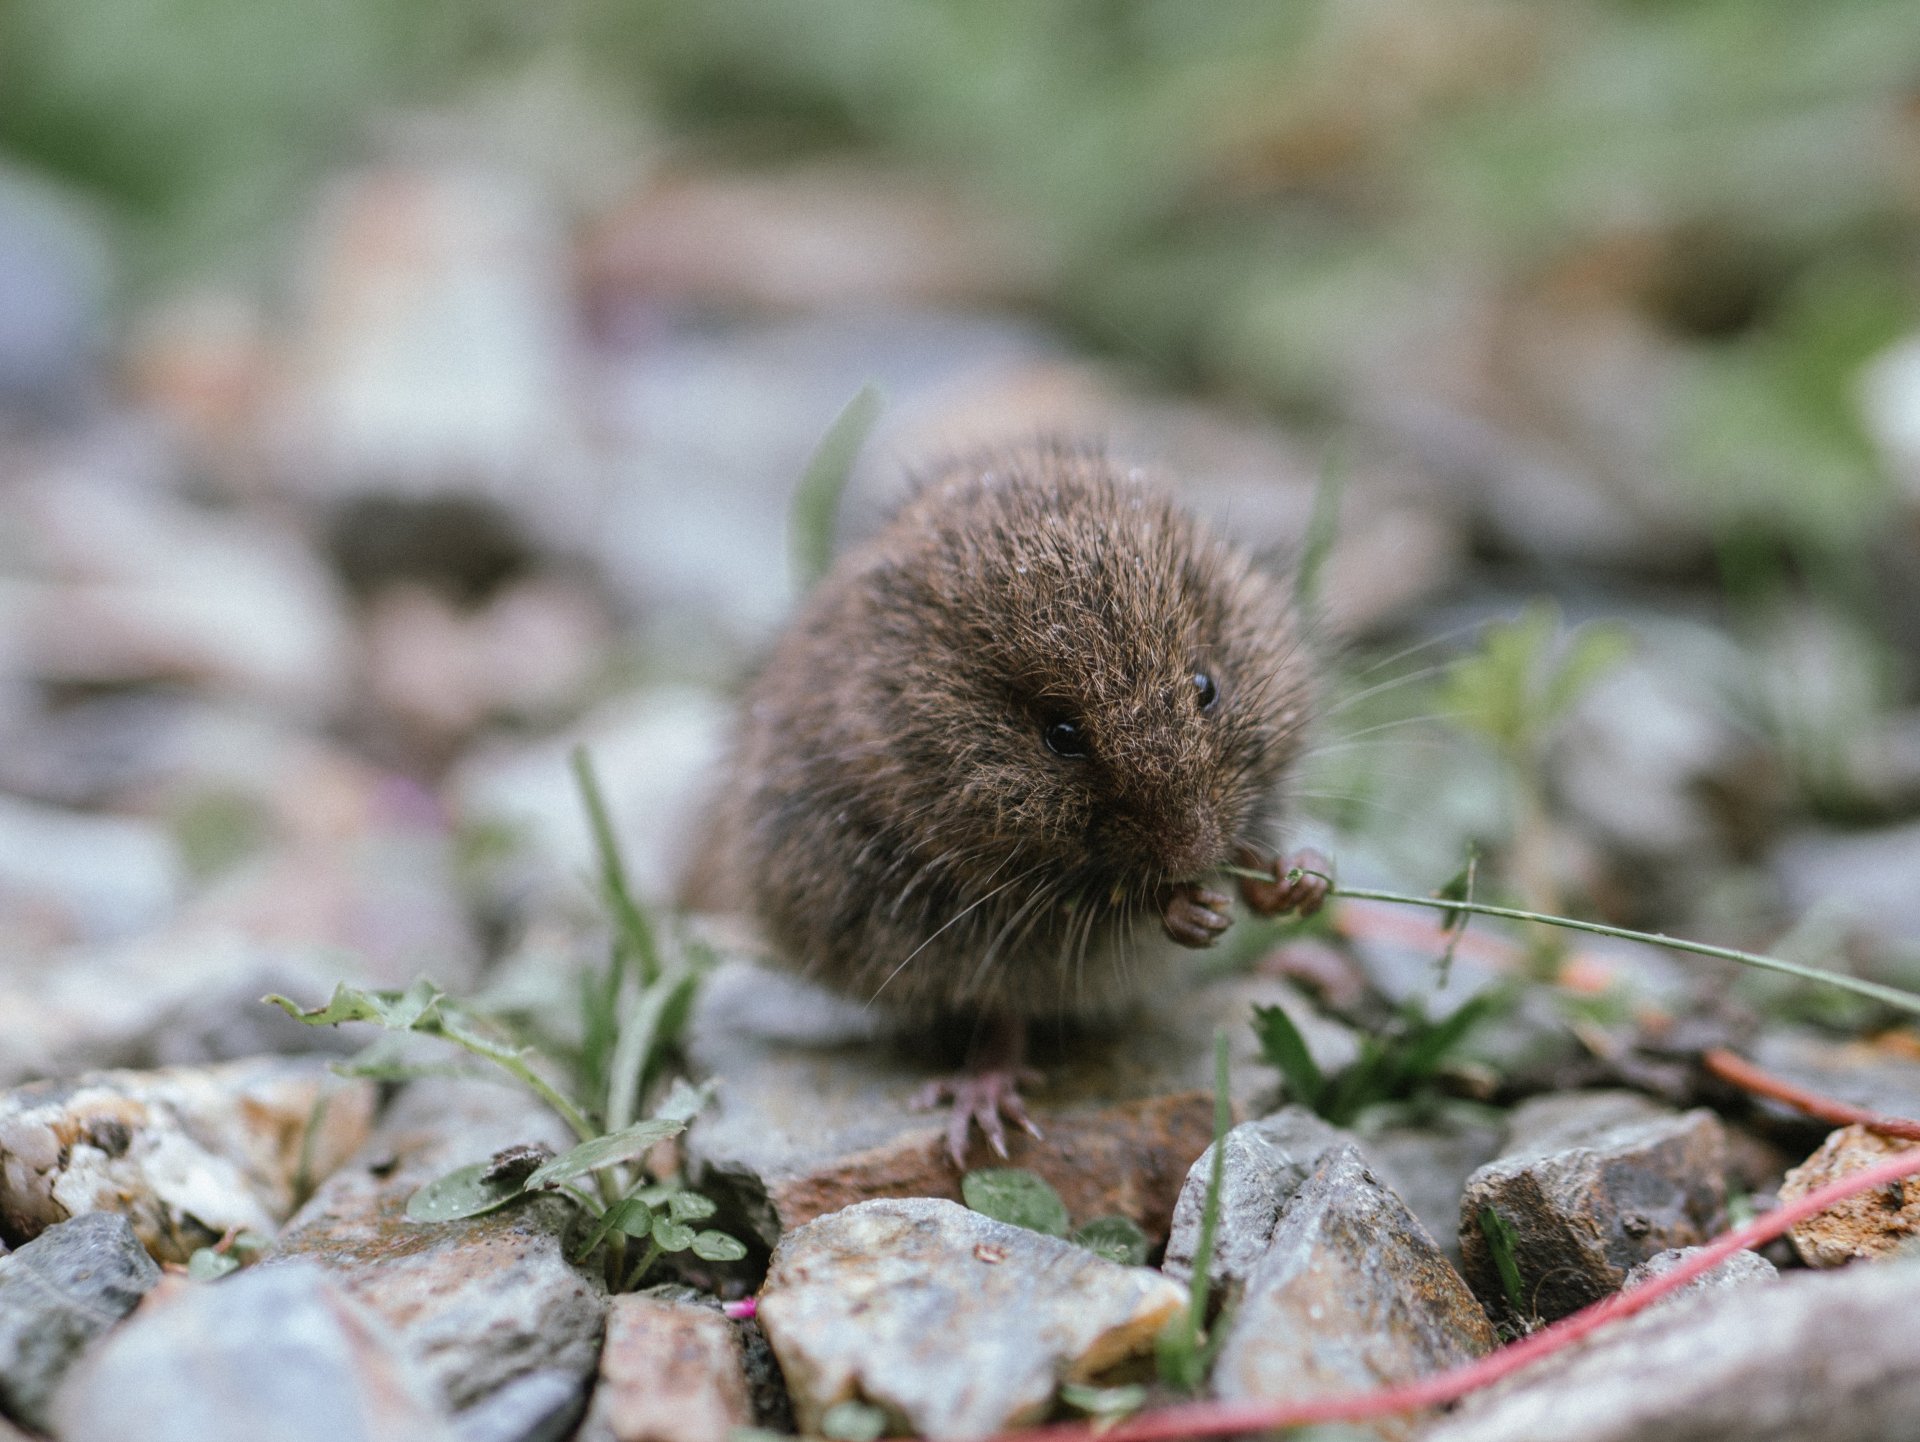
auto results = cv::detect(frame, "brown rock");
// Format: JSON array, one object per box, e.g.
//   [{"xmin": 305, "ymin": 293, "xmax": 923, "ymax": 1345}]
[
  {"xmin": 578, "ymin": 1292, "xmax": 753, "ymax": 1442},
  {"xmin": 1779, "ymin": 1125, "xmax": 1920, "ymax": 1267}
]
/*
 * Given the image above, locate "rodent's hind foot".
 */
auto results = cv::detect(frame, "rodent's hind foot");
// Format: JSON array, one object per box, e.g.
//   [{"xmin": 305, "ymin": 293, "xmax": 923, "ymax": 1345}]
[
  {"xmin": 1160, "ymin": 881, "xmax": 1234, "ymax": 948},
  {"xmin": 1237, "ymin": 847, "xmax": 1333, "ymax": 918},
  {"xmin": 913, "ymin": 1068, "xmax": 1044, "ymax": 1167}
]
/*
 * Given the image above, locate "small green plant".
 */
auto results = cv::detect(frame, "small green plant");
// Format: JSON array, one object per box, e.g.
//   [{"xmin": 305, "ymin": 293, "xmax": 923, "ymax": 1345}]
[
  {"xmin": 790, "ymin": 382, "xmax": 882, "ymax": 591},
  {"xmin": 1156, "ymin": 1031, "xmax": 1233, "ymax": 1394},
  {"xmin": 266, "ymin": 747, "xmax": 743, "ymax": 1289},
  {"xmin": 1477, "ymin": 1206, "xmax": 1534, "ymax": 1332},
  {"xmin": 1253, "ymin": 991, "xmax": 1505, "ymax": 1128},
  {"xmin": 959, "ymin": 1167, "xmax": 1150, "ymax": 1266}
]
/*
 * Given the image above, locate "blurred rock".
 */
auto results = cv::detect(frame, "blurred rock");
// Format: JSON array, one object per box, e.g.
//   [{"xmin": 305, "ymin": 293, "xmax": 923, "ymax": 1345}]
[
  {"xmin": 278, "ymin": 165, "xmax": 599, "ymax": 551},
  {"xmin": 758, "ymin": 1197, "xmax": 1184, "ymax": 1440},
  {"xmin": 454, "ymin": 685, "xmax": 728, "ymax": 907},
  {"xmin": 124, "ymin": 291, "xmax": 273, "ymax": 478},
  {"xmin": 0, "ymin": 1057, "xmax": 374, "ymax": 1260},
  {"xmin": 577, "ymin": 1291, "xmax": 752, "ymax": 1442},
  {"xmin": 684, "ymin": 960, "xmax": 1352, "ymax": 1248},
  {"xmin": 1424, "ymin": 1262, "xmax": 1920, "ymax": 1442},
  {"xmin": 1458, "ymin": 1091, "xmax": 1727, "ymax": 1323},
  {"xmin": 1211, "ymin": 1146, "xmax": 1496, "ymax": 1440},
  {"xmin": 0, "ymin": 165, "xmax": 109, "ymax": 421},
  {"xmin": 453, "ymin": 1367, "xmax": 589, "ymax": 1442},
  {"xmin": 586, "ymin": 164, "xmax": 1046, "ymax": 316},
  {"xmin": 1, "ymin": 469, "xmax": 352, "ymax": 713},
  {"xmin": 1778, "ymin": 1124, "xmax": 1920, "ymax": 1267},
  {"xmin": 269, "ymin": 1079, "xmax": 605, "ymax": 1425},
  {"xmin": 1775, "ymin": 819, "xmax": 1920, "ymax": 952},
  {"xmin": 1621, "ymin": 1244, "xmax": 1777, "ymax": 1300},
  {"xmin": 1748, "ymin": 1030, "xmax": 1920, "ymax": 1122},
  {"xmin": 1161, "ymin": 1105, "xmax": 1348, "ymax": 1290},
  {"xmin": 52, "ymin": 1261, "xmax": 456, "ymax": 1442},
  {"xmin": 0, "ymin": 1212, "xmax": 160, "ymax": 1432},
  {"xmin": 1358, "ymin": 1111, "xmax": 1506, "ymax": 1267},
  {"xmin": 0, "ymin": 793, "xmax": 182, "ymax": 947}
]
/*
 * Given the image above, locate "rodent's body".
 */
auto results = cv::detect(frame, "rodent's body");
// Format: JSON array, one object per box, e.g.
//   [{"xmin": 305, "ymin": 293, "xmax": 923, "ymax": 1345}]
[{"xmin": 689, "ymin": 443, "xmax": 1311, "ymax": 1027}]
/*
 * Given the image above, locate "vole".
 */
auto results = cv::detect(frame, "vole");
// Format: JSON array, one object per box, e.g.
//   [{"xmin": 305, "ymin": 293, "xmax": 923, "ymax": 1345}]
[{"xmin": 686, "ymin": 441, "xmax": 1325, "ymax": 1162}]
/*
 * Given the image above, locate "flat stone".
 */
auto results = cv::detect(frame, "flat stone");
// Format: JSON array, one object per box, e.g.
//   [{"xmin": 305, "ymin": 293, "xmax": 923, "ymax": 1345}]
[
  {"xmin": 1211, "ymin": 1145, "xmax": 1495, "ymax": 1440},
  {"xmin": 268, "ymin": 1079, "xmax": 606, "ymax": 1424},
  {"xmin": 1162, "ymin": 1106, "xmax": 1350, "ymax": 1290},
  {"xmin": 1750, "ymin": 1031, "xmax": 1920, "ymax": 1124},
  {"xmin": 0, "ymin": 1057, "xmax": 376, "ymax": 1259},
  {"xmin": 1425, "ymin": 1262, "xmax": 1920, "ymax": 1442},
  {"xmin": 1458, "ymin": 1091, "xmax": 1726, "ymax": 1323},
  {"xmin": 0, "ymin": 1212, "xmax": 160, "ymax": 1431},
  {"xmin": 685, "ymin": 960, "xmax": 1353, "ymax": 1248},
  {"xmin": 758, "ymin": 1197, "xmax": 1185, "ymax": 1441},
  {"xmin": 1778, "ymin": 1125, "xmax": 1920, "ymax": 1267},
  {"xmin": 51, "ymin": 1260, "xmax": 455, "ymax": 1442},
  {"xmin": 577, "ymin": 1291, "xmax": 752, "ymax": 1442},
  {"xmin": 1621, "ymin": 1245, "xmax": 1777, "ymax": 1299}
]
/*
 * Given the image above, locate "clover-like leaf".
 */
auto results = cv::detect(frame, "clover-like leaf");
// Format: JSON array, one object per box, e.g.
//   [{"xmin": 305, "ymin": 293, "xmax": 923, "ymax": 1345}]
[
  {"xmin": 666, "ymin": 1191, "xmax": 717, "ymax": 1222},
  {"xmin": 690, "ymin": 1229, "xmax": 748, "ymax": 1262},
  {"xmin": 576, "ymin": 1197, "xmax": 655, "ymax": 1259},
  {"xmin": 186, "ymin": 1248, "xmax": 240, "ymax": 1281},
  {"xmin": 1071, "ymin": 1215, "xmax": 1149, "ymax": 1266},
  {"xmin": 406, "ymin": 1161, "xmax": 527, "ymax": 1222},
  {"xmin": 961, "ymin": 1168, "xmax": 1069, "ymax": 1237},
  {"xmin": 523, "ymin": 1117, "xmax": 687, "ymax": 1191},
  {"xmin": 651, "ymin": 1215, "xmax": 696, "ymax": 1253}
]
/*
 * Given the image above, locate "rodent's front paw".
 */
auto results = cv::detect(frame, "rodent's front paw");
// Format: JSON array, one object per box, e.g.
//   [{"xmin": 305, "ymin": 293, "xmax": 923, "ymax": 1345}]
[
  {"xmin": 1160, "ymin": 882, "xmax": 1233, "ymax": 948},
  {"xmin": 1237, "ymin": 847, "xmax": 1333, "ymax": 918}
]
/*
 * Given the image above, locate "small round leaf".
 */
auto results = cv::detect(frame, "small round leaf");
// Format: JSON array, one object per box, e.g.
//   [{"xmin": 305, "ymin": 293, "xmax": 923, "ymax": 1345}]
[
  {"xmin": 960, "ymin": 1168, "xmax": 1069, "ymax": 1237},
  {"xmin": 186, "ymin": 1248, "xmax": 240, "ymax": 1282},
  {"xmin": 1070, "ymin": 1215, "xmax": 1149, "ymax": 1266},
  {"xmin": 666, "ymin": 1191, "xmax": 717, "ymax": 1222},
  {"xmin": 651, "ymin": 1216, "xmax": 696, "ymax": 1253},
  {"xmin": 820, "ymin": 1399, "xmax": 888, "ymax": 1442},
  {"xmin": 690, "ymin": 1229, "xmax": 748, "ymax": 1262}
]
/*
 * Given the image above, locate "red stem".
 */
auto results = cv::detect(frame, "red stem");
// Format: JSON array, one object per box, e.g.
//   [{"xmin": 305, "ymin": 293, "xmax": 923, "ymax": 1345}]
[
  {"xmin": 981, "ymin": 1142, "xmax": 1920, "ymax": 1442},
  {"xmin": 1702, "ymin": 1047, "xmax": 1920, "ymax": 1141}
]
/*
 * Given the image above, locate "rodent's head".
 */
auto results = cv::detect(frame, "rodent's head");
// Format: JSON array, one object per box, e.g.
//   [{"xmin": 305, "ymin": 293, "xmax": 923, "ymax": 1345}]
[{"xmin": 836, "ymin": 445, "xmax": 1310, "ymax": 917}]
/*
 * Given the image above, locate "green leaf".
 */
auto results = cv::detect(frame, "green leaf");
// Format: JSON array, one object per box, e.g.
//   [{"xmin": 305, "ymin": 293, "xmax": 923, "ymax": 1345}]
[
  {"xmin": 819, "ymin": 1399, "xmax": 889, "ymax": 1442},
  {"xmin": 1479, "ymin": 1206, "xmax": 1530, "ymax": 1322},
  {"xmin": 1058, "ymin": 1382, "xmax": 1148, "ymax": 1420},
  {"xmin": 264, "ymin": 978, "xmax": 443, "ymax": 1030},
  {"xmin": 406, "ymin": 1162, "xmax": 527, "ymax": 1222},
  {"xmin": 790, "ymin": 383, "xmax": 883, "ymax": 591},
  {"xmin": 186, "ymin": 1248, "xmax": 240, "ymax": 1281},
  {"xmin": 666, "ymin": 1191, "xmax": 717, "ymax": 1222},
  {"xmin": 1540, "ymin": 623, "xmax": 1633, "ymax": 725},
  {"xmin": 523, "ymin": 1117, "xmax": 688, "ymax": 1191},
  {"xmin": 572, "ymin": 745, "xmax": 660, "ymax": 988},
  {"xmin": 1071, "ymin": 1215, "xmax": 1149, "ymax": 1266},
  {"xmin": 653, "ymin": 1077, "xmax": 717, "ymax": 1125},
  {"xmin": 1292, "ymin": 444, "xmax": 1345, "ymax": 616},
  {"xmin": 576, "ymin": 1197, "xmax": 656, "ymax": 1259},
  {"xmin": 1251, "ymin": 1003, "xmax": 1323, "ymax": 1109},
  {"xmin": 691, "ymin": 1229, "xmax": 749, "ymax": 1262},
  {"xmin": 960, "ymin": 1168, "xmax": 1070, "ymax": 1237},
  {"xmin": 651, "ymin": 1215, "xmax": 696, "ymax": 1253}
]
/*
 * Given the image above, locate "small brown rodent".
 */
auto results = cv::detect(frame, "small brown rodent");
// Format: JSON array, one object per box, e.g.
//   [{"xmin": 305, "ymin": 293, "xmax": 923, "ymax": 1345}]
[{"xmin": 687, "ymin": 441, "xmax": 1323, "ymax": 1159}]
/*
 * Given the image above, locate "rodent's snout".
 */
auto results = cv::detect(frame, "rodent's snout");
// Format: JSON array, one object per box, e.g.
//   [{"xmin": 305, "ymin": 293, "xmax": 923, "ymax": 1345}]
[{"xmin": 1094, "ymin": 797, "xmax": 1228, "ymax": 884}]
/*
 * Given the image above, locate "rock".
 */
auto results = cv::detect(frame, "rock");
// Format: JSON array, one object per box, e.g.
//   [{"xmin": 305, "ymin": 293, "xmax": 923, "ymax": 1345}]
[
  {"xmin": 0, "ymin": 1212, "xmax": 160, "ymax": 1431},
  {"xmin": 1775, "ymin": 819, "xmax": 1920, "ymax": 952},
  {"xmin": 268, "ymin": 1079, "xmax": 606, "ymax": 1425},
  {"xmin": 1359, "ymin": 1112, "xmax": 1506, "ymax": 1267},
  {"xmin": 51, "ymin": 1260, "xmax": 456, "ymax": 1442},
  {"xmin": 684, "ymin": 960, "xmax": 1353, "ymax": 1249},
  {"xmin": 1210, "ymin": 1146, "xmax": 1496, "ymax": 1440},
  {"xmin": 576, "ymin": 1291, "xmax": 753, "ymax": 1442},
  {"xmin": 0, "ymin": 164, "xmax": 109, "ymax": 419},
  {"xmin": 1458, "ymin": 1091, "xmax": 1727, "ymax": 1323},
  {"xmin": 1621, "ymin": 1244, "xmax": 1777, "ymax": 1300},
  {"xmin": 0, "ymin": 792, "xmax": 183, "ymax": 947},
  {"xmin": 0, "ymin": 1057, "xmax": 375, "ymax": 1260},
  {"xmin": 278, "ymin": 164, "xmax": 598, "ymax": 551},
  {"xmin": 758, "ymin": 1197, "xmax": 1185, "ymax": 1441},
  {"xmin": 453, "ymin": 1367, "xmax": 588, "ymax": 1442},
  {"xmin": 1424, "ymin": 1261, "xmax": 1920, "ymax": 1442},
  {"xmin": 1161, "ymin": 1106, "xmax": 1349, "ymax": 1290},
  {"xmin": 1778, "ymin": 1125, "xmax": 1920, "ymax": 1267}
]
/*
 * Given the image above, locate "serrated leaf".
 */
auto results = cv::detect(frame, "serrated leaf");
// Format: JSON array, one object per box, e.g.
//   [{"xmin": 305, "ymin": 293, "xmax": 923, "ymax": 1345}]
[
  {"xmin": 651, "ymin": 1215, "xmax": 696, "ymax": 1253},
  {"xmin": 523, "ymin": 1117, "xmax": 687, "ymax": 1190},
  {"xmin": 691, "ymin": 1229, "xmax": 748, "ymax": 1262},
  {"xmin": 186, "ymin": 1248, "xmax": 240, "ymax": 1281},
  {"xmin": 820, "ymin": 1399, "xmax": 888, "ymax": 1442},
  {"xmin": 666, "ymin": 1191, "xmax": 717, "ymax": 1222},
  {"xmin": 406, "ymin": 1162, "xmax": 526, "ymax": 1222},
  {"xmin": 960, "ymin": 1168, "xmax": 1070, "ymax": 1237},
  {"xmin": 1252, "ymin": 1003, "xmax": 1323, "ymax": 1109},
  {"xmin": 1071, "ymin": 1215, "xmax": 1149, "ymax": 1266}
]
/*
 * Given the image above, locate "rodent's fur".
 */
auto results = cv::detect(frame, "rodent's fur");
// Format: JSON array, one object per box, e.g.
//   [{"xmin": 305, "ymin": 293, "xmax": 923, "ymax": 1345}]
[{"xmin": 686, "ymin": 441, "xmax": 1312, "ymax": 1024}]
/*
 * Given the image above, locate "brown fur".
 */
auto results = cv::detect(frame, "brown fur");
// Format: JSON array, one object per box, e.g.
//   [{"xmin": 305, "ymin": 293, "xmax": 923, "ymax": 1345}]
[{"xmin": 686, "ymin": 441, "xmax": 1312, "ymax": 1023}]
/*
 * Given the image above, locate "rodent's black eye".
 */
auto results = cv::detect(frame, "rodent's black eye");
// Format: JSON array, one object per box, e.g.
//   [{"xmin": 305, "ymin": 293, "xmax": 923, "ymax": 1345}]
[
  {"xmin": 1044, "ymin": 719, "xmax": 1090, "ymax": 759},
  {"xmin": 1192, "ymin": 673, "xmax": 1219, "ymax": 712}
]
